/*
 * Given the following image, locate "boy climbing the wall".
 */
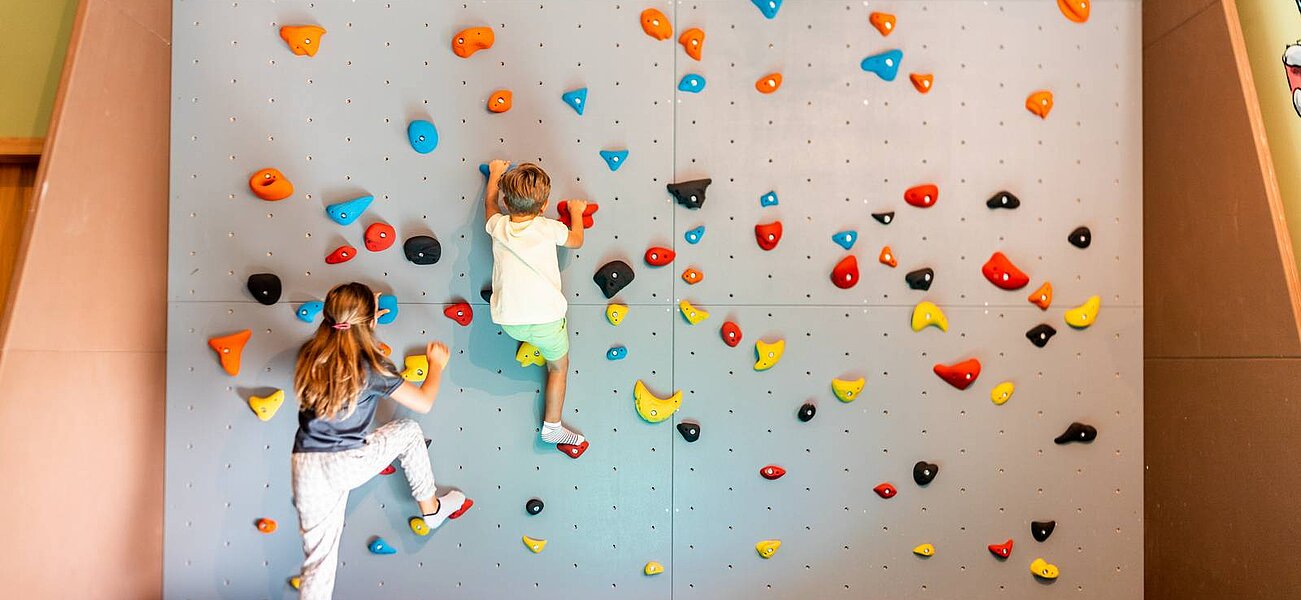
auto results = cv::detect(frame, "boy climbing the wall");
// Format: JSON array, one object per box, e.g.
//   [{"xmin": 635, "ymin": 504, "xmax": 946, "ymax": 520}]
[{"xmin": 483, "ymin": 160, "xmax": 590, "ymax": 456}]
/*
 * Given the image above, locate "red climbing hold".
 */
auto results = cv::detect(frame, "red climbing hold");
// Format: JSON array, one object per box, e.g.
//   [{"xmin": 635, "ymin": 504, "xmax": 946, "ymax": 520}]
[
  {"xmin": 640, "ymin": 8, "xmax": 672, "ymax": 40},
  {"xmin": 325, "ymin": 245, "xmax": 357, "ymax": 265},
  {"xmin": 448, "ymin": 498, "xmax": 475, "ymax": 519},
  {"xmin": 379, "ymin": 465, "xmax": 396, "ymax": 476},
  {"xmin": 760, "ymin": 465, "xmax": 787, "ymax": 480},
  {"xmin": 873, "ymin": 482, "xmax": 898, "ymax": 499},
  {"xmin": 487, "ymin": 90, "xmax": 513, "ymax": 113},
  {"xmin": 558, "ymin": 440, "xmax": 589, "ymax": 459},
  {"xmin": 878, "ymin": 246, "xmax": 898, "ymax": 268},
  {"xmin": 451, "ymin": 26, "xmax": 494, "ymax": 58},
  {"xmin": 443, "ymin": 302, "xmax": 473, "ymax": 326},
  {"xmin": 755, "ymin": 221, "xmax": 783, "ymax": 251},
  {"xmin": 933, "ymin": 358, "xmax": 982, "ymax": 390},
  {"xmin": 720, "ymin": 321, "xmax": 743, "ymax": 347},
  {"xmin": 988, "ymin": 539, "xmax": 1014, "ymax": 559},
  {"xmin": 831, "ymin": 255, "xmax": 859, "ymax": 289},
  {"xmin": 981, "ymin": 252, "xmax": 1030, "ymax": 290},
  {"xmin": 755, "ymin": 73, "xmax": 783, "ymax": 94},
  {"xmin": 644, "ymin": 246, "xmax": 676, "ymax": 267},
  {"xmin": 557, "ymin": 201, "xmax": 598, "ymax": 229},
  {"xmin": 905, "ymin": 184, "xmax": 939, "ymax": 208},
  {"xmin": 679, "ymin": 27, "xmax": 704, "ymax": 61},
  {"xmin": 364, "ymin": 222, "xmax": 396, "ymax": 252}
]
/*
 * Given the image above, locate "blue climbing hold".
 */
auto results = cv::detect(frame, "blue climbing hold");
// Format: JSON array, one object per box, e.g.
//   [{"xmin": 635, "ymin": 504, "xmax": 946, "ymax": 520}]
[
  {"xmin": 832, "ymin": 230, "xmax": 858, "ymax": 250},
  {"xmin": 678, "ymin": 74, "xmax": 706, "ymax": 93},
  {"xmin": 407, "ymin": 120, "xmax": 438, "ymax": 154},
  {"xmin": 760, "ymin": 191, "xmax": 779, "ymax": 207},
  {"xmin": 478, "ymin": 162, "xmax": 515, "ymax": 178},
  {"xmin": 684, "ymin": 225, "xmax": 705, "ymax": 244},
  {"xmin": 607, "ymin": 346, "xmax": 628, "ymax": 361},
  {"xmin": 861, "ymin": 49, "xmax": 904, "ymax": 82},
  {"xmin": 751, "ymin": 0, "xmax": 783, "ymax": 19},
  {"xmin": 325, "ymin": 195, "xmax": 373, "ymax": 226},
  {"xmin": 368, "ymin": 538, "xmax": 397, "ymax": 555},
  {"xmin": 600, "ymin": 149, "xmax": 629, "ymax": 172},
  {"xmin": 296, "ymin": 301, "xmax": 324, "ymax": 323},
  {"xmin": 561, "ymin": 87, "xmax": 588, "ymax": 115},
  {"xmin": 377, "ymin": 294, "xmax": 398, "ymax": 325}
]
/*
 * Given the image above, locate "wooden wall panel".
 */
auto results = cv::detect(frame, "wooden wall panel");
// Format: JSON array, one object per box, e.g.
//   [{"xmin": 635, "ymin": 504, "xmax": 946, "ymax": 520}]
[{"xmin": 0, "ymin": 163, "xmax": 36, "ymax": 310}]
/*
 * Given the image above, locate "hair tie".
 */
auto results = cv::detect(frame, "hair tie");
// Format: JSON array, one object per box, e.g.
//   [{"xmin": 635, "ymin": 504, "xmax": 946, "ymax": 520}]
[{"xmin": 331, "ymin": 322, "xmax": 352, "ymax": 330}]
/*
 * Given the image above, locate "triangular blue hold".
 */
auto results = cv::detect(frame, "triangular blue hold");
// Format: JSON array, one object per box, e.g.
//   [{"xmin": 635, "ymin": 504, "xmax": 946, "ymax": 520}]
[
  {"xmin": 760, "ymin": 191, "xmax": 779, "ymax": 207},
  {"xmin": 368, "ymin": 538, "xmax": 397, "ymax": 555},
  {"xmin": 325, "ymin": 195, "xmax": 373, "ymax": 226},
  {"xmin": 684, "ymin": 225, "xmax": 705, "ymax": 245},
  {"xmin": 478, "ymin": 162, "xmax": 515, "ymax": 178},
  {"xmin": 832, "ymin": 230, "xmax": 858, "ymax": 251},
  {"xmin": 377, "ymin": 294, "xmax": 398, "ymax": 325},
  {"xmin": 296, "ymin": 301, "xmax": 324, "ymax": 323},
  {"xmin": 599, "ymin": 149, "xmax": 629, "ymax": 172},
  {"xmin": 678, "ymin": 74, "xmax": 706, "ymax": 93},
  {"xmin": 751, "ymin": 0, "xmax": 782, "ymax": 19},
  {"xmin": 407, "ymin": 120, "xmax": 438, "ymax": 154},
  {"xmin": 861, "ymin": 49, "xmax": 904, "ymax": 82},
  {"xmin": 562, "ymin": 87, "xmax": 588, "ymax": 115}
]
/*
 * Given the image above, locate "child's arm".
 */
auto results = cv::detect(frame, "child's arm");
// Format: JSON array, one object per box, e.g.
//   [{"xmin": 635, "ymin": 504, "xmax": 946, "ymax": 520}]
[
  {"xmin": 484, "ymin": 160, "xmax": 509, "ymax": 224},
  {"xmin": 562, "ymin": 199, "xmax": 587, "ymax": 248},
  {"xmin": 388, "ymin": 342, "xmax": 451, "ymax": 414}
]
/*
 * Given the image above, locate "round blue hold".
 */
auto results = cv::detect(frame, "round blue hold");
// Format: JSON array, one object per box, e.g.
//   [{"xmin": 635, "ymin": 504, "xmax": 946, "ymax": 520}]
[
  {"xmin": 407, "ymin": 120, "xmax": 438, "ymax": 154},
  {"xmin": 606, "ymin": 346, "xmax": 628, "ymax": 361},
  {"xmin": 678, "ymin": 74, "xmax": 706, "ymax": 93},
  {"xmin": 296, "ymin": 301, "xmax": 324, "ymax": 323},
  {"xmin": 377, "ymin": 294, "xmax": 398, "ymax": 325}
]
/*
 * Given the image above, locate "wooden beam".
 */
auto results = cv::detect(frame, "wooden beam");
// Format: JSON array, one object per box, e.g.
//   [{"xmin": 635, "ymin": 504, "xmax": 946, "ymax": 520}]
[{"xmin": 0, "ymin": 138, "xmax": 43, "ymax": 162}]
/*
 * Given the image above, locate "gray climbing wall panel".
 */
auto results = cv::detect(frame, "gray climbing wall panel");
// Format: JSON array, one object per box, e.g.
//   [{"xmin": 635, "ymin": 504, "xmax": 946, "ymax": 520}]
[{"xmin": 167, "ymin": 1, "xmax": 1142, "ymax": 599}]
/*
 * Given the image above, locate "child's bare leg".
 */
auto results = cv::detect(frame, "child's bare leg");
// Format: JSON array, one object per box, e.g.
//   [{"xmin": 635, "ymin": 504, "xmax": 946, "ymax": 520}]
[{"xmin": 539, "ymin": 355, "xmax": 585, "ymax": 445}]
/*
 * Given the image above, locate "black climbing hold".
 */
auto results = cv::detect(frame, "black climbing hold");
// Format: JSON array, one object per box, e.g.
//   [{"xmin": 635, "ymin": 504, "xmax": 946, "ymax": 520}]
[
  {"xmin": 1031, "ymin": 520, "xmax": 1056, "ymax": 542},
  {"xmin": 526, "ymin": 498, "xmax": 544, "ymax": 516},
  {"xmin": 986, "ymin": 191, "xmax": 1021, "ymax": 209},
  {"xmin": 912, "ymin": 461, "xmax": 939, "ymax": 486},
  {"xmin": 1026, "ymin": 324, "xmax": 1057, "ymax": 348},
  {"xmin": 871, "ymin": 211, "xmax": 894, "ymax": 225},
  {"xmin": 403, "ymin": 235, "xmax": 442, "ymax": 265},
  {"xmin": 425, "ymin": 438, "xmax": 432, "ymax": 448},
  {"xmin": 247, "ymin": 273, "xmax": 281, "ymax": 305},
  {"xmin": 667, "ymin": 178, "xmax": 711, "ymax": 210},
  {"xmin": 1068, "ymin": 226, "xmax": 1092, "ymax": 249},
  {"xmin": 480, "ymin": 287, "xmax": 492, "ymax": 303},
  {"xmin": 1054, "ymin": 422, "xmax": 1097, "ymax": 445},
  {"xmin": 593, "ymin": 260, "xmax": 635, "ymax": 299},
  {"xmin": 905, "ymin": 268, "xmax": 934, "ymax": 291},
  {"xmin": 798, "ymin": 403, "xmax": 816, "ymax": 422},
  {"xmin": 677, "ymin": 422, "xmax": 700, "ymax": 443}
]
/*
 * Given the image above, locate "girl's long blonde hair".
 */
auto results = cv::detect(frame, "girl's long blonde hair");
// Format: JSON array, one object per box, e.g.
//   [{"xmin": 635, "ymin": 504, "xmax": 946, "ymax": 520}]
[{"xmin": 293, "ymin": 282, "xmax": 395, "ymax": 420}]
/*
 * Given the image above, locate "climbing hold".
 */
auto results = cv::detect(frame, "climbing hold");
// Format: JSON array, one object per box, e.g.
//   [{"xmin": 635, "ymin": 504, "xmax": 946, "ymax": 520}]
[
  {"xmin": 913, "ymin": 543, "xmax": 935, "ymax": 557},
  {"xmin": 606, "ymin": 303, "xmax": 629, "ymax": 326},
  {"xmin": 634, "ymin": 380, "xmax": 682, "ymax": 423},
  {"xmin": 1026, "ymin": 90, "xmax": 1054, "ymax": 118},
  {"xmin": 561, "ymin": 87, "xmax": 588, "ymax": 115},
  {"xmin": 364, "ymin": 222, "xmax": 396, "ymax": 253},
  {"xmin": 1030, "ymin": 558, "xmax": 1060, "ymax": 580},
  {"xmin": 556, "ymin": 200, "xmax": 598, "ymax": 229},
  {"xmin": 1026, "ymin": 324, "xmax": 1057, "ymax": 348},
  {"xmin": 449, "ymin": 498, "xmax": 474, "ymax": 520},
  {"xmin": 679, "ymin": 300, "xmax": 710, "ymax": 325},
  {"xmin": 910, "ymin": 301, "xmax": 948, "ymax": 332},
  {"xmin": 913, "ymin": 461, "xmax": 939, "ymax": 486},
  {"xmin": 378, "ymin": 343, "xmax": 392, "ymax": 358},
  {"xmin": 832, "ymin": 230, "xmax": 858, "ymax": 250},
  {"xmin": 1064, "ymin": 295, "xmax": 1101, "ymax": 329},
  {"xmin": 832, "ymin": 377, "xmax": 865, "ymax": 402},
  {"xmin": 407, "ymin": 120, "xmax": 438, "ymax": 154},
  {"xmin": 869, "ymin": 12, "xmax": 896, "ymax": 36},
  {"xmin": 256, "ymin": 518, "xmax": 277, "ymax": 534},
  {"xmin": 606, "ymin": 346, "xmax": 628, "ymax": 361},
  {"xmin": 668, "ymin": 179, "xmax": 710, "ymax": 209},
  {"xmin": 1031, "ymin": 521, "xmax": 1056, "ymax": 542},
  {"xmin": 644, "ymin": 561, "xmax": 665, "ymax": 576},
  {"xmin": 681, "ymin": 268, "xmax": 703, "ymax": 285},
  {"xmin": 401, "ymin": 355, "xmax": 429, "ymax": 383},
  {"xmin": 403, "ymin": 235, "xmax": 441, "ymax": 265},
  {"xmin": 991, "ymin": 381, "xmax": 1015, "ymax": 405},
  {"xmin": 325, "ymin": 195, "xmax": 373, "ymax": 226},
  {"xmin": 684, "ymin": 225, "xmax": 705, "ymax": 244},
  {"xmin": 981, "ymin": 252, "xmax": 1030, "ymax": 290},
  {"xmin": 754, "ymin": 221, "xmax": 783, "ymax": 251},
  {"xmin": 248, "ymin": 390, "xmax": 284, "ymax": 421},
  {"xmin": 933, "ymin": 358, "xmax": 982, "ymax": 390},
  {"xmin": 878, "ymin": 245, "xmax": 898, "ymax": 268},
  {"xmin": 1054, "ymin": 422, "xmax": 1097, "ymax": 444},
  {"xmin": 871, "ymin": 211, "xmax": 894, "ymax": 225},
  {"xmin": 759, "ymin": 191, "xmax": 779, "ymax": 207},
  {"xmin": 279, "ymin": 25, "xmax": 326, "ymax": 57},
  {"xmin": 516, "ymin": 342, "xmax": 545, "ymax": 368},
  {"xmin": 860, "ymin": 49, "xmax": 904, "ymax": 81},
  {"xmin": 593, "ymin": 261, "xmax": 635, "ymax": 299},
  {"xmin": 874, "ymin": 483, "xmax": 898, "ymax": 498},
  {"xmin": 599, "ymin": 149, "xmax": 629, "ymax": 172},
  {"xmin": 909, "ymin": 73, "xmax": 933, "ymax": 94},
  {"xmin": 831, "ymin": 255, "xmax": 859, "ymax": 289},
  {"xmin": 640, "ymin": 8, "xmax": 672, "ymax": 40},
  {"xmin": 368, "ymin": 538, "xmax": 397, "ymax": 555},
  {"xmin": 798, "ymin": 403, "xmax": 816, "ymax": 422},
  {"xmin": 1028, "ymin": 282, "xmax": 1053, "ymax": 310},
  {"xmin": 1058, "ymin": 0, "xmax": 1090, "ymax": 23},
  {"xmin": 247, "ymin": 273, "xmax": 281, "ymax": 305},
  {"xmin": 296, "ymin": 301, "xmax": 324, "ymax": 323},
  {"xmin": 751, "ymin": 0, "xmax": 782, "ymax": 19},
  {"xmin": 248, "ymin": 168, "xmax": 294, "ymax": 201},
  {"xmin": 678, "ymin": 74, "xmax": 707, "ymax": 93},
  {"xmin": 759, "ymin": 465, "xmax": 786, "ymax": 480},
  {"xmin": 451, "ymin": 26, "xmax": 494, "ymax": 58},
  {"xmin": 754, "ymin": 339, "xmax": 785, "ymax": 371},
  {"xmin": 720, "ymin": 321, "xmax": 742, "ymax": 347},
  {"xmin": 526, "ymin": 498, "xmax": 544, "ymax": 515},
  {"xmin": 480, "ymin": 288, "xmax": 492, "ymax": 303},
  {"xmin": 987, "ymin": 191, "xmax": 1021, "ymax": 209},
  {"xmin": 988, "ymin": 539, "xmax": 1014, "ymax": 559},
  {"xmin": 408, "ymin": 516, "xmax": 430, "ymax": 536},
  {"xmin": 755, "ymin": 539, "xmax": 782, "ymax": 559},
  {"xmin": 379, "ymin": 465, "xmax": 396, "ymax": 476},
  {"xmin": 755, "ymin": 73, "xmax": 783, "ymax": 94},
  {"xmin": 522, "ymin": 535, "xmax": 547, "ymax": 553},
  {"xmin": 904, "ymin": 184, "xmax": 939, "ymax": 208},
  {"xmin": 677, "ymin": 422, "xmax": 700, "ymax": 442},
  {"xmin": 444, "ymin": 302, "xmax": 473, "ymax": 326},
  {"xmin": 679, "ymin": 28, "xmax": 704, "ymax": 61},
  {"xmin": 208, "ymin": 330, "xmax": 251, "ymax": 376},
  {"xmin": 325, "ymin": 245, "xmax": 356, "ymax": 265},
  {"xmin": 644, "ymin": 247, "xmax": 676, "ymax": 267},
  {"xmin": 1068, "ymin": 226, "xmax": 1092, "ymax": 248},
  {"xmin": 905, "ymin": 268, "xmax": 934, "ymax": 291},
  {"xmin": 558, "ymin": 441, "xmax": 589, "ymax": 459},
  {"xmin": 289, "ymin": 576, "xmax": 301, "ymax": 590},
  {"xmin": 487, "ymin": 89, "xmax": 513, "ymax": 113},
  {"xmin": 377, "ymin": 294, "xmax": 397, "ymax": 325}
]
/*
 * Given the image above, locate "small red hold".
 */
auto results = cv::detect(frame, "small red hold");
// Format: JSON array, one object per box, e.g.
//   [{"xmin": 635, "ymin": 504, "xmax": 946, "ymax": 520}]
[
  {"xmin": 379, "ymin": 464, "xmax": 396, "ymax": 476},
  {"xmin": 364, "ymin": 222, "xmax": 396, "ymax": 252},
  {"xmin": 988, "ymin": 539, "xmax": 1014, "ymax": 559},
  {"xmin": 558, "ymin": 440, "xmax": 589, "ymax": 459},
  {"xmin": 905, "ymin": 184, "xmax": 939, "ymax": 208},
  {"xmin": 644, "ymin": 246, "xmax": 676, "ymax": 266},
  {"xmin": 325, "ymin": 245, "xmax": 356, "ymax": 264},
  {"xmin": 721, "ymin": 321, "xmax": 743, "ymax": 347},
  {"xmin": 755, "ymin": 221, "xmax": 783, "ymax": 251},
  {"xmin": 760, "ymin": 465, "xmax": 787, "ymax": 480},
  {"xmin": 448, "ymin": 497, "xmax": 475, "ymax": 519},
  {"xmin": 443, "ymin": 302, "xmax": 473, "ymax": 326},
  {"xmin": 831, "ymin": 255, "xmax": 859, "ymax": 289},
  {"xmin": 557, "ymin": 201, "xmax": 598, "ymax": 229},
  {"xmin": 873, "ymin": 482, "xmax": 898, "ymax": 499},
  {"xmin": 878, "ymin": 245, "xmax": 898, "ymax": 268},
  {"xmin": 981, "ymin": 252, "xmax": 1030, "ymax": 290},
  {"xmin": 933, "ymin": 358, "xmax": 982, "ymax": 390}
]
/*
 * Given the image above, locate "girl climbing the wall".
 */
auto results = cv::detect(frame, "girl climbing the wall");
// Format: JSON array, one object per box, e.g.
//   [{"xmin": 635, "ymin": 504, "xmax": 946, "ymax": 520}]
[{"xmin": 290, "ymin": 282, "xmax": 472, "ymax": 600}]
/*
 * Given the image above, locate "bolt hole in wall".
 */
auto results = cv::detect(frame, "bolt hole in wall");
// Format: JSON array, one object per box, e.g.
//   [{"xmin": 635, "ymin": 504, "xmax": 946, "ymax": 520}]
[{"xmin": 167, "ymin": 1, "xmax": 1141, "ymax": 599}]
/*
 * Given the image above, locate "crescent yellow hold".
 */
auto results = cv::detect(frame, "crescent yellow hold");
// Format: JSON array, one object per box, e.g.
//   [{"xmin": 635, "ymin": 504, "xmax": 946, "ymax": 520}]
[
  {"xmin": 634, "ymin": 380, "xmax": 682, "ymax": 423},
  {"xmin": 606, "ymin": 303, "xmax": 629, "ymax": 326},
  {"xmin": 1064, "ymin": 295, "xmax": 1101, "ymax": 329},
  {"xmin": 1030, "ymin": 557, "xmax": 1060, "ymax": 579},
  {"xmin": 910, "ymin": 301, "xmax": 949, "ymax": 332},
  {"xmin": 516, "ymin": 342, "xmax": 546, "ymax": 367},
  {"xmin": 832, "ymin": 377, "xmax": 865, "ymax": 402},
  {"xmin": 755, "ymin": 539, "xmax": 781, "ymax": 559},
  {"xmin": 679, "ymin": 300, "xmax": 710, "ymax": 325},
  {"xmin": 523, "ymin": 535, "xmax": 547, "ymax": 553},
  {"xmin": 401, "ymin": 355, "xmax": 429, "ymax": 382},
  {"xmin": 991, "ymin": 381, "xmax": 1015, "ymax": 405},
  {"xmin": 248, "ymin": 389, "xmax": 284, "ymax": 421},
  {"xmin": 754, "ymin": 339, "xmax": 785, "ymax": 371},
  {"xmin": 643, "ymin": 561, "xmax": 665, "ymax": 575},
  {"xmin": 913, "ymin": 543, "xmax": 935, "ymax": 557}
]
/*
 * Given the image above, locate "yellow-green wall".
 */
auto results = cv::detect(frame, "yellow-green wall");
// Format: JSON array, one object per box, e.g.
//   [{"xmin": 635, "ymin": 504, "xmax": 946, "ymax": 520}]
[{"xmin": 0, "ymin": 0, "xmax": 78, "ymax": 139}]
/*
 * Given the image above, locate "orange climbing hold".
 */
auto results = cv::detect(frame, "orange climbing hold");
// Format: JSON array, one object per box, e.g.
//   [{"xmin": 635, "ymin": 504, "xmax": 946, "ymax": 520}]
[
  {"xmin": 679, "ymin": 28, "xmax": 704, "ymax": 61},
  {"xmin": 256, "ymin": 518, "xmax": 277, "ymax": 534},
  {"xmin": 208, "ymin": 330, "xmax": 251, "ymax": 377},
  {"xmin": 1026, "ymin": 90, "xmax": 1054, "ymax": 118},
  {"xmin": 905, "ymin": 184, "xmax": 939, "ymax": 208},
  {"xmin": 451, "ymin": 26, "xmax": 494, "ymax": 58},
  {"xmin": 640, "ymin": 8, "xmax": 672, "ymax": 40},
  {"xmin": 869, "ymin": 12, "xmax": 896, "ymax": 36},
  {"xmin": 279, "ymin": 25, "xmax": 326, "ymax": 57},
  {"xmin": 909, "ymin": 73, "xmax": 933, "ymax": 94},
  {"xmin": 248, "ymin": 168, "xmax": 293, "ymax": 201},
  {"xmin": 1028, "ymin": 282, "xmax": 1053, "ymax": 310},
  {"xmin": 682, "ymin": 268, "xmax": 703, "ymax": 285},
  {"xmin": 878, "ymin": 246, "xmax": 898, "ymax": 268},
  {"xmin": 1058, "ymin": 0, "xmax": 1090, "ymax": 23},
  {"xmin": 755, "ymin": 73, "xmax": 783, "ymax": 94},
  {"xmin": 487, "ymin": 90, "xmax": 513, "ymax": 113}
]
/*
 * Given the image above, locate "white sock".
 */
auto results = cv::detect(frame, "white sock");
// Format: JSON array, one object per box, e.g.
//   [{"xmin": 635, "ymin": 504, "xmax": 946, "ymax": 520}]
[
  {"xmin": 421, "ymin": 490, "xmax": 466, "ymax": 531},
  {"xmin": 540, "ymin": 421, "xmax": 585, "ymax": 445}
]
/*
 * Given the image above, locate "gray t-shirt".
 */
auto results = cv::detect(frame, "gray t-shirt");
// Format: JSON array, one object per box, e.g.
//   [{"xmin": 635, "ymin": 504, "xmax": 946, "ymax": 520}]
[{"xmin": 292, "ymin": 362, "xmax": 404, "ymax": 453}]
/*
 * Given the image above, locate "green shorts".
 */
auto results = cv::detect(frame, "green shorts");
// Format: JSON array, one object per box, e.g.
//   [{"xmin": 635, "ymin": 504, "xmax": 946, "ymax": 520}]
[{"xmin": 501, "ymin": 319, "xmax": 569, "ymax": 362}]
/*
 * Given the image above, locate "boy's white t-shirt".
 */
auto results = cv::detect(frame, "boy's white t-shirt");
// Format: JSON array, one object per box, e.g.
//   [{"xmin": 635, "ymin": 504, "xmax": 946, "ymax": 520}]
[{"xmin": 486, "ymin": 213, "xmax": 570, "ymax": 325}]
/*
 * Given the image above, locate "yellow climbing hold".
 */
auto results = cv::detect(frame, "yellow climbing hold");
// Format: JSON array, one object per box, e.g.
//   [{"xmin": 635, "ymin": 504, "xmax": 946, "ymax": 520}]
[
  {"xmin": 516, "ymin": 342, "xmax": 545, "ymax": 367},
  {"xmin": 910, "ymin": 301, "xmax": 949, "ymax": 332},
  {"xmin": 607, "ymin": 303, "xmax": 629, "ymax": 326},
  {"xmin": 248, "ymin": 389, "xmax": 284, "ymax": 421},
  {"xmin": 754, "ymin": 339, "xmax": 785, "ymax": 371},
  {"xmin": 289, "ymin": 576, "xmax": 301, "ymax": 590},
  {"xmin": 523, "ymin": 535, "xmax": 547, "ymax": 553},
  {"xmin": 832, "ymin": 377, "xmax": 865, "ymax": 402},
  {"xmin": 409, "ymin": 516, "xmax": 430, "ymax": 536},
  {"xmin": 402, "ymin": 355, "xmax": 429, "ymax": 382},
  {"xmin": 1030, "ymin": 557, "xmax": 1060, "ymax": 579},
  {"xmin": 634, "ymin": 380, "xmax": 682, "ymax": 423},
  {"xmin": 991, "ymin": 381, "xmax": 1015, "ymax": 405},
  {"xmin": 679, "ymin": 300, "xmax": 710, "ymax": 325},
  {"xmin": 913, "ymin": 543, "xmax": 935, "ymax": 557},
  {"xmin": 1064, "ymin": 295, "xmax": 1101, "ymax": 329},
  {"xmin": 644, "ymin": 561, "xmax": 665, "ymax": 575},
  {"xmin": 755, "ymin": 539, "xmax": 781, "ymax": 559}
]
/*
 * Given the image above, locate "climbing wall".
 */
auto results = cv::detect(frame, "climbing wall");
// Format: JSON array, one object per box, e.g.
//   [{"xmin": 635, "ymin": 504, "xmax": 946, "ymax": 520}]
[{"xmin": 167, "ymin": 1, "xmax": 1143, "ymax": 598}]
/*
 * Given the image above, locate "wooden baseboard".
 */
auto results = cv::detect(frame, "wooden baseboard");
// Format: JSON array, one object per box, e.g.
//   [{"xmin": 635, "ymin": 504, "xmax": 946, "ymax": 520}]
[{"xmin": 0, "ymin": 138, "xmax": 43, "ymax": 161}]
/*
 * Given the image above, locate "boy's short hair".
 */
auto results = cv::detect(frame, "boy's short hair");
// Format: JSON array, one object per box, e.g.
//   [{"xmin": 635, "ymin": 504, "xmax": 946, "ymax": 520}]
[{"xmin": 499, "ymin": 163, "xmax": 551, "ymax": 215}]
